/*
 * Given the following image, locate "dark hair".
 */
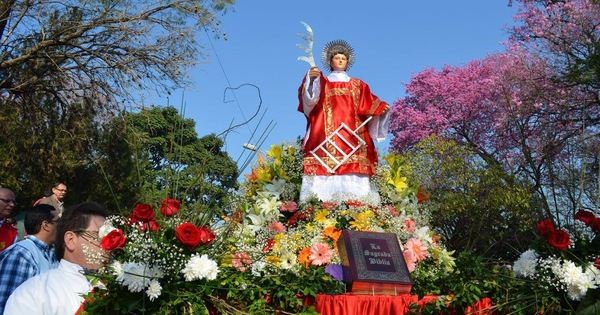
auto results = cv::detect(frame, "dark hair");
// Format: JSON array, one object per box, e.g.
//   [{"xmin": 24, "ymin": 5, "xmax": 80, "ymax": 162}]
[
  {"xmin": 52, "ymin": 182, "xmax": 66, "ymax": 189},
  {"xmin": 54, "ymin": 202, "xmax": 109, "ymax": 260},
  {"xmin": 24, "ymin": 204, "xmax": 56, "ymax": 235}
]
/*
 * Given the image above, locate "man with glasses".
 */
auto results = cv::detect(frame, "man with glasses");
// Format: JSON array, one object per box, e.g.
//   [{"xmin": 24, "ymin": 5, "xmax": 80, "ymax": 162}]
[
  {"xmin": 0, "ymin": 204, "xmax": 60, "ymax": 313},
  {"xmin": 0, "ymin": 188, "xmax": 18, "ymax": 252},
  {"xmin": 4, "ymin": 202, "xmax": 109, "ymax": 315},
  {"xmin": 38, "ymin": 183, "xmax": 67, "ymax": 215}
]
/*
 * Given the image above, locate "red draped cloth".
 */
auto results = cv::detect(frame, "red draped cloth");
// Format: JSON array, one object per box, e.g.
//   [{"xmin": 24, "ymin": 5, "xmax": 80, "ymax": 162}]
[
  {"xmin": 315, "ymin": 293, "xmax": 439, "ymax": 315},
  {"xmin": 297, "ymin": 75, "xmax": 389, "ymax": 176},
  {"xmin": 0, "ymin": 221, "xmax": 18, "ymax": 252}
]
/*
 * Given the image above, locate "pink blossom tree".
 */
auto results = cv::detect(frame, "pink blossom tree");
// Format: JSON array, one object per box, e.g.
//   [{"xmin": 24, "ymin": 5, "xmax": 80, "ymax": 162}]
[{"xmin": 389, "ymin": 45, "xmax": 597, "ymax": 222}]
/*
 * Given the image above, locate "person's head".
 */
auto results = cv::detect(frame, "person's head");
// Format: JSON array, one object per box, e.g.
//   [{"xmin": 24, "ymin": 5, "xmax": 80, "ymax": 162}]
[
  {"xmin": 54, "ymin": 202, "xmax": 109, "ymax": 270},
  {"xmin": 0, "ymin": 188, "xmax": 16, "ymax": 220},
  {"xmin": 329, "ymin": 52, "xmax": 349, "ymax": 71},
  {"xmin": 24, "ymin": 204, "xmax": 59, "ymax": 245},
  {"xmin": 321, "ymin": 39, "xmax": 354, "ymax": 72},
  {"xmin": 51, "ymin": 182, "xmax": 67, "ymax": 201}
]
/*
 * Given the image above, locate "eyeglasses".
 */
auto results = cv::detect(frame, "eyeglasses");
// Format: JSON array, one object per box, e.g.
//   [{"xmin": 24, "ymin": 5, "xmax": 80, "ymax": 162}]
[
  {"xmin": 54, "ymin": 188, "xmax": 67, "ymax": 193},
  {"xmin": 76, "ymin": 230, "xmax": 101, "ymax": 242},
  {"xmin": 0, "ymin": 198, "xmax": 16, "ymax": 205}
]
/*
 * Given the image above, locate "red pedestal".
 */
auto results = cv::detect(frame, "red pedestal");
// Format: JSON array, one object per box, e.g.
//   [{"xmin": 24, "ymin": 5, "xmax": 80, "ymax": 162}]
[{"xmin": 315, "ymin": 293, "xmax": 438, "ymax": 315}]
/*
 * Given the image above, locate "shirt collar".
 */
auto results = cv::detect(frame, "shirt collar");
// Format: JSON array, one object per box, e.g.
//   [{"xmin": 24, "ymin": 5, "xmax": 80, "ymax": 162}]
[{"xmin": 328, "ymin": 71, "xmax": 351, "ymax": 82}]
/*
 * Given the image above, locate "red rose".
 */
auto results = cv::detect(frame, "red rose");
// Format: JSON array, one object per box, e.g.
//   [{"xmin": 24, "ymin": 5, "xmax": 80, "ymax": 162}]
[
  {"xmin": 574, "ymin": 209, "xmax": 596, "ymax": 226},
  {"xmin": 175, "ymin": 222, "xmax": 202, "ymax": 249},
  {"xmin": 101, "ymin": 229, "xmax": 127, "ymax": 251},
  {"xmin": 547, "ymin": 230, "xmax": 571, "ymax": 251},
  {"xmin": 198, "ymin": 225, "xmax": 216, "ymax": 245},
  {"xmin": 140, "ymin": 220, "xmax": 160, "ymax": 232},
  {"xmin": 131, "ymin": 203, "xmax": 155, "ymax": 222},
  {"xmin": 591, "ymin": 217, "xmax": 600, "ymax": 234},
  {"xmin": 594, "ymin": 258, "xmax": 600, "ymax": 269},
  {"xmin": 161, "ymin": 198, "xmax": 180, "ymax": 217},
  {"xmin": 537, "ymin": 219, "xmax": 555, "ymax": 238}
]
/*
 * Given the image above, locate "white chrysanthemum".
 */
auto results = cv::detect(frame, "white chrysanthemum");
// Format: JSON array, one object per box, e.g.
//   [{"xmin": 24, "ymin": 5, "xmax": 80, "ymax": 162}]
[
  {"xmin": 119, "ymin": 262, "xmax": 151, "ymax": 293},
  {"xmin": 146, "ymin": 279, "xmax": 162, "ymax": 301},
  {"xmin": 181, "ymin": 254, "xmax": 219, "ymax": 281},
  {"xmin": 513, "ymin": 249, "xmax": 539, "ymax": 278},
  {"xmin": 556, "ymin": 260, "xmax": 597, "ymax": 301}
]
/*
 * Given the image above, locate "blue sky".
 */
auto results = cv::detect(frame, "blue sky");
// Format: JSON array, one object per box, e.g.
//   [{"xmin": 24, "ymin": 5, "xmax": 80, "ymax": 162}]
[{"xmin": 152, "ymin": 1, "xmax": 518, "ymax": 175}]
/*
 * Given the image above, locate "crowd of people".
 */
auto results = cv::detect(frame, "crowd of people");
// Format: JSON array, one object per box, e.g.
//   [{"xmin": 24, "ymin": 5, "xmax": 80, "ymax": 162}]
[{"xmin": 0, "ymin": 184, "xmax": 110, "ymax": 315}]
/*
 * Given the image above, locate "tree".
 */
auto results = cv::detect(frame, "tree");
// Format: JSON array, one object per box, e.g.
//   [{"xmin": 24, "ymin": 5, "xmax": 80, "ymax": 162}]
[
  {"xmin": 1, "ymin": 0, "xmax": 234, "ymax": 108},
  {"xmin": 389, "ymin": 47, "xmax": 598, "ymax": 232},
  {"xmin": 92, "ymin": 106, "xmax": 239, "ymax": 217},
  {"xmin": 511, "ymin": 0, "xmax": 600, "ymax": 89},
  {"xmin": 0, "ymin": 0, "xmax": 234, "ymax": 207},
  {"xmin": 398, "ymin": 135, "xmax": 534, "ymax": 258}
]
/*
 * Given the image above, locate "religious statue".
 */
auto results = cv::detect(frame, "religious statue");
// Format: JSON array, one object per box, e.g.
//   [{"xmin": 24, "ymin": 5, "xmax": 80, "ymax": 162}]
[{"xmin": 296, "ymin": 23, "xmax": 391, "ymax": 203}]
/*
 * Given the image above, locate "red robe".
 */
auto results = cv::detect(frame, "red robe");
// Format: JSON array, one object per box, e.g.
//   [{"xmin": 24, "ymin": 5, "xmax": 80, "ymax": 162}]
[{"xmin": 298, "ymin": 73, "xmax": 389, "ymax": 176}]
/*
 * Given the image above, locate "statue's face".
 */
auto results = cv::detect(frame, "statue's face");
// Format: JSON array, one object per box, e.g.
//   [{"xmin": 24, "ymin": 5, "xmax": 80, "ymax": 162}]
[{"xmin": 330, "ymin": 53, "xmax": 348, "ymax": 71}]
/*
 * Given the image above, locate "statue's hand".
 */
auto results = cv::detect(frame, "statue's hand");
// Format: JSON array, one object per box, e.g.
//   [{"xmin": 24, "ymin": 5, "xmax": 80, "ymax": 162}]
[{"xmin": 309, "ymin": 67, "xmax": 321, "ymax": 81}]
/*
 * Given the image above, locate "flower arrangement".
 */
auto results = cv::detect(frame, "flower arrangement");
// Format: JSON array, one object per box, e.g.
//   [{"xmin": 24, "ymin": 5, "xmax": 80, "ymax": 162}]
[
  {"xmin": 223, "ymin": 141, "xmax": 456, "ymax": 294},
  {"xmin": 510, "ymin": 209, "xmax": 600, "ymax": 312},
  {"xmin": 80, "ymin": 198, "xmax": 223, "ymax": 314},
  {"xmin": 80, "ymin": 140, "xmax": 457, "ymax": 314}
]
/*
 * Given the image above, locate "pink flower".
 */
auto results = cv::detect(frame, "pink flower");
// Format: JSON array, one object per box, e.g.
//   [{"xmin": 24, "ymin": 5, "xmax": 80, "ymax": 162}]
[
  {"xmin": 268, "ymin": 221, "xmax": 286, "ymax": 233},
  {"xmin": 309, "ymin": 242, "xmax": 333, "ymax": 266},
  {"xmin": 279, "ymin": 201, "xmax": 298, "ymax": 213},
  {"xmin": 404, "ymin": 219, "xmax": 416, "ymax": 233},
  {"xmin": 232, "ymin": 252, "xmax": 252, "ymax": 272},
  {"xmin": 404, "ymin": 238, "xmax": 429, "ymax": 261},
  {"xmin": 384, "ymin": 205, "xmax": 399, "ymax": 217},
  {"xmin": 403, "ymin": 250, "xmax": 416, "ymax": 272}
]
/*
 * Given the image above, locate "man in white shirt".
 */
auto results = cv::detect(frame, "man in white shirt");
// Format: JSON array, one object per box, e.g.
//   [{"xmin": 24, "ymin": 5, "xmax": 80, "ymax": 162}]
[{"xmin": 4, "ymin": 202, "xmax": 109, "ymax": 315}]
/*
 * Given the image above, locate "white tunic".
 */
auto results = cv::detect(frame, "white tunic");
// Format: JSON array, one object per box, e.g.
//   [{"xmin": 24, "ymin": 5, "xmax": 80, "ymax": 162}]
[{"xmin": 3, "ymin": 259, "xmax": 91, "ymax": 315}]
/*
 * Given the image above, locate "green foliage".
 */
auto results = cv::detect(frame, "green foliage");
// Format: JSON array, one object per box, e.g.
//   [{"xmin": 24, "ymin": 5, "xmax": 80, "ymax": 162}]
[
  {"xmin": 399, "ymin": 135, "xmax": 536, "ymax": 259},
  {"xmin": 95, "ymin": 106, "xmax": 239, "ymax": 216},
  {"xmin": 214, "ymin": 266, "xmax": 344, "ymax": 314}
]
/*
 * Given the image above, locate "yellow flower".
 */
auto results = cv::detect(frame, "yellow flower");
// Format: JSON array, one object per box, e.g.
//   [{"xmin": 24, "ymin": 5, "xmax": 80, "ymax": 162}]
[
  {"xmin": 388, "ymin": 171, "xmax": 408, "ymax": 192},
  {"xmin": 266, "ymin": 255, "xmax": 281, "ymax": 267},
  {"xmin": 350, "ymin": 210, "xmax": 375, "ymax": 231},
  {"xmin": 266, "ymin": 144, "xmax": 283, "ymax": 159},
  {"xmin": 314, "ymin": 209, "xmax": 329, "ymax": 223},
  {"xmin": 256, "ymin": 167, "xmax": 273, "ymax": 183}
]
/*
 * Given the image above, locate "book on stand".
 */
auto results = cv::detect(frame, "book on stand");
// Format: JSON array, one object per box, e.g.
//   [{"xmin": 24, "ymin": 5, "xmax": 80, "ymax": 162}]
[{"xmin": 337, "ymin": 230, "xmax": 413, "ymax": 295}]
